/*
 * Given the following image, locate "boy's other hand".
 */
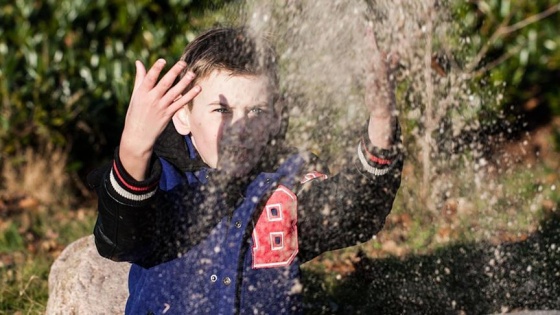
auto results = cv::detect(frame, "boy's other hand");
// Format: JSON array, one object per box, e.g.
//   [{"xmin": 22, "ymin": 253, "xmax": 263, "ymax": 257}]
[
  {"xmin": 120, "ymin": 59, "xmax": 201, "ymax": 180},
  {"xmin": 364, "ymin": 24, "xmax": 398, "ymax": 149}
]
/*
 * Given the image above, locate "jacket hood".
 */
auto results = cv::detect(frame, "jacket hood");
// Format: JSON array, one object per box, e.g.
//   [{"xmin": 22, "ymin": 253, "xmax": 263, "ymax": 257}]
[{"xmin": 154, "ymin": 123, "xmax": 208, "ymax": 173}]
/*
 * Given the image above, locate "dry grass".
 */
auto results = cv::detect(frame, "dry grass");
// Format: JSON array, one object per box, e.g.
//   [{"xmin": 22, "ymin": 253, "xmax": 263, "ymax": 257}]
[
  {"xmin": 1, "ymin": 145, "xmax": 71, "ymax": 207},
  {"xmin": 0, "ymin": 146, "xmax": 96, "ymax": 314}
]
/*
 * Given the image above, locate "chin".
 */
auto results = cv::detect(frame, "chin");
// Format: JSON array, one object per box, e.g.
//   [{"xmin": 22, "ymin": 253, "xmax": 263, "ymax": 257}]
[
  {"xmin": 227, "ymin": 166, "xmax": 254, "ymax": 179},
  {"xmin": 219, "ymin": 154, "xmax": 258, "ymax": 177}
]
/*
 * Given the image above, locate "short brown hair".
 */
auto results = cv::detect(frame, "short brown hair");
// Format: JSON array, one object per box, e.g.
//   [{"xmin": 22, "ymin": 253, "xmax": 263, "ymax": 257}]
[{"xmin": 179, "ymin": 27, "xmax": 279, "ymax": 100}]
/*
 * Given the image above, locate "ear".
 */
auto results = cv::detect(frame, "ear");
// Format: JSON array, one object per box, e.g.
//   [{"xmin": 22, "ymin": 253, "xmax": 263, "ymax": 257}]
[
  {"xmin": 270, "ymin": 111, "xmax": 282, "ymax": 136},
  {"xmin": 270, "ymin": 97, "xmax": 288, "ymax": 138},
  {"xmin": 172, "ymin": 106, "xmax": 191, "ymax": 135}
]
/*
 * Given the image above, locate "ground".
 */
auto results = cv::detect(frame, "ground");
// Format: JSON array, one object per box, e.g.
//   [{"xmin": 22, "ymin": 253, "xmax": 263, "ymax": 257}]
[{"xmin": 0, "ymin": 118, "xmax": 559, "ymax": 314}]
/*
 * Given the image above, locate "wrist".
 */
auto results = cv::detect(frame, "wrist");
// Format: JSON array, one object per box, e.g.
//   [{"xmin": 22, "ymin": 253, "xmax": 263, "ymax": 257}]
[
  {"xmin": 367, "ymin": 115, "xmax": 396, "ymax": 149},
  {"xmin": 107, "ymin": 149, "xmax": 160, "ymax": 204},
  {"xmin": 118, "ymin": 140, "xmax": 153, "ymax": 181}
]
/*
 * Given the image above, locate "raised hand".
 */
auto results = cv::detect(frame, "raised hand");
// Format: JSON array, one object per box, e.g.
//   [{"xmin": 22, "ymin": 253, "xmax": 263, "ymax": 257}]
[
  {"xmin": 119, "ymin": 59, "xmax": 201, "ymax": 180},
  {"xmin": 364, "ymin": 24, "xmax": 398, "ymax": 149}
]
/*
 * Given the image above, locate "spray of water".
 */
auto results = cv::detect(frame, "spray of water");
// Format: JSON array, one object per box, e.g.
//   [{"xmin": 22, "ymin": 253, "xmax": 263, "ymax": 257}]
[
  {"xmin": 225, "ymin": 3, "xmax": 560, "ymax": 312},
  {"xmin": 239, "ymin": 1, "xmax": 467, "ymax": 208},
  {"xmin": 234, "ymin": 0, "xmax": 551, "ymax": 243}
]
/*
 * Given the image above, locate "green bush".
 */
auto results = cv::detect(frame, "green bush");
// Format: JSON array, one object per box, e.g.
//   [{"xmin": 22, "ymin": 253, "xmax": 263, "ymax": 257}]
[
  {"xmin": 0, "ymin": 0, "xmax": 558, "ymax": 191},
  {"xmin": 456, "ymin": 0, "xmax": 560, "ymax": 128},
  {"xmin": 0, "ymin": 0, "xmax": 234, "ymax": 182}
]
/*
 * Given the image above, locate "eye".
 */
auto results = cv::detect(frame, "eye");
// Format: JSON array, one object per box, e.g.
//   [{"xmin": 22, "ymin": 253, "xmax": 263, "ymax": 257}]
[
  {"xmin": 248, "ymin": 108, "xmax": 267, "ymax": 119},
  {"xmin": 213, "ymin": 107, "xmax": 231, "ymax": 114},
  {"xmin": 250, "ymin": 107, "xmax": 268, "ymax": 116},
  {"xmin": 251, "ymin": 108, "xmax": 264, "ymax": 114}
]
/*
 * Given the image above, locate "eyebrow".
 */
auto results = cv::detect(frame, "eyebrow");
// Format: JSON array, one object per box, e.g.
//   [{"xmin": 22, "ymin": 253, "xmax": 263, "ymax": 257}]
[
  {"xmin": 252, "ymin": 102, "xmax": 272, "ymax": 108},
  {"xmin": 207, "ymin": 101, "xmax": 229, "ymax": 107},
  {"xmin": 207, "ymin": 101, "xmax": 271, "ymax": 108}
]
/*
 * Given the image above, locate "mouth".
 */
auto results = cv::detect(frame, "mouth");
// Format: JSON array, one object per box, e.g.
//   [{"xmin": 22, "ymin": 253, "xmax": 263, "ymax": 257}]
[{"xmin": 218, "ymin": 146, "xmax": 259, "ymax": 176}]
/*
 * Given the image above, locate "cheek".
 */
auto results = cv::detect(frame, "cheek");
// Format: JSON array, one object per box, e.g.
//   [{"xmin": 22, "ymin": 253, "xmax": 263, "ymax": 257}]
[
  {"xmin": 195, "ymin": 118, "xmax": 221, "ymax": 139},
  {"xmin": 191, "ymin": 122, "xmax": 220, "ymax": 153},
  {"xmin": 257, "ymin": 120, "xmax": 276, "ymax": 140}
]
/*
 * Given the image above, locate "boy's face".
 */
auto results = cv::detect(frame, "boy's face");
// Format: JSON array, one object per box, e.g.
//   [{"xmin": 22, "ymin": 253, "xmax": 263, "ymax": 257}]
[{"xmin": 176, "ymin": 70, "xmax": 280, "ymax": 177}]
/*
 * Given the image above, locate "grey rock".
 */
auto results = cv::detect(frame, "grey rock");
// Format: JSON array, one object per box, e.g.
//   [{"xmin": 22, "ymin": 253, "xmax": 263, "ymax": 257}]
[{"xmin": 46, "ymin": 235, "xmax": 130, "ymax": 315}]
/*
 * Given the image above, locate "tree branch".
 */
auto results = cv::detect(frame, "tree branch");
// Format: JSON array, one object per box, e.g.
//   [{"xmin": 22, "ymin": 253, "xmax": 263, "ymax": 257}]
[
  {"xmin": 467, "ymin": 3, "xmax": 560, "ymax": 73},
  {"xmin": 501, "ymin": 3, "xmax": 560, "ymax": 35}
]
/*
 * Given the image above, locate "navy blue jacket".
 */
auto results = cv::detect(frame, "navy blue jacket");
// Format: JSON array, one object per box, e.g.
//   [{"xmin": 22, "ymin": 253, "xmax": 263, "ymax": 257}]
[{"xmin": 89, "ymin": 123, "xmax": 402, "ymax": 314}]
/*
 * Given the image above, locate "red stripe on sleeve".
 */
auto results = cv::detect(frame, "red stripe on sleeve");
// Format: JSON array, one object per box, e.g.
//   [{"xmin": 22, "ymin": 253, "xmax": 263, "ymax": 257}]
[
  {"xmin": 361, "ymin": 139, "xmax": 392, "ymax": 165},
  {"xmin": 112, "ymin": 161, "xmax": 157, "ymax": 192}
]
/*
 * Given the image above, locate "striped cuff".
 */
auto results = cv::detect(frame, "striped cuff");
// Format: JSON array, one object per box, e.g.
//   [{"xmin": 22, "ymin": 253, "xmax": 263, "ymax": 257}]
[
  {"xmin": 357, "ymin": 119, "xmax": 401, "ymax": 176},
  {"xmin": 105, "ymin": 148, "xmax": 161, "ymax": 203},
  {"xmin": 108, "ymin": 161, "xmax": 158, "ymax": 201},
  {"xmin": 357, "ymin": 141, "xmax": 394, "ymax": 176}
]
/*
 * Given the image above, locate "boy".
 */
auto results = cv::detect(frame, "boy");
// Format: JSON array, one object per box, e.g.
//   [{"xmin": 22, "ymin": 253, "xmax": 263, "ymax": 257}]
[{"xmin": 89, "ymin": 27, "xmax": 402, "ymax": 314}]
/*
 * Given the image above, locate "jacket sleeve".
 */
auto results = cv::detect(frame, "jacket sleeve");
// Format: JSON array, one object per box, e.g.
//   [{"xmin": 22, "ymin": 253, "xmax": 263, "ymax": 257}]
[
  {"xmin": 296, "ymin": 122, "xmax": 403, "ymax": 262},
  {"xmin": 87, "ymin": 148, "xmax": 162, "ymax": 264}
]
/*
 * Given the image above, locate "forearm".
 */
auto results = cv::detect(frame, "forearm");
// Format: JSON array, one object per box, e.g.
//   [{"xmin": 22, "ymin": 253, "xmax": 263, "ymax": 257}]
[
  {"xmin": 368, "ymin": 114, "xmax": 396, "ymax": 149},
  {"xmin": 119, "ymin": 133, "xmax": 154, "ymax": 181},
  {"xmin": 93, "ymin": 189, "xmax": 156, "ymax": 262},
  {"xmin": 88, "ymin": 150, "xmax": 161, "ymax": 263},
  {"xmin": 297, "ymin": 126, "xmax": 403, "ymax": 262},
  {"xmin": 364, "ymin": 23, "xmax": 398, "ymax": 150}
]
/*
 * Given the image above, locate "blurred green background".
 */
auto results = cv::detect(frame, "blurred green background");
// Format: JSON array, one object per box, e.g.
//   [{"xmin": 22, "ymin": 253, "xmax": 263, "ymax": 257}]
[
  {"xmin": 1, "ymin": 0, "xmax": 559, "ymax": 313},
  {"xmin": 0, "ymin": 0, "xmax": 559, "ymax": 184}
]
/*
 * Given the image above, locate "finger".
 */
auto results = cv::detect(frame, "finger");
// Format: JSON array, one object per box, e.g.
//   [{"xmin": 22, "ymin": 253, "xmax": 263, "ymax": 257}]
[
  {"xmin": 365, "ymin": 22, "xmax": 379, "ymax": 52},
  {"xmin": 161, "ymin": 70, "xmax": 196, "ymax": 104},
  {"xmin": 142, "ymin": 58, "xmax": 167, "ymax": 90},
  {"xmin": 134, "ymin": 60, "xmax": 146, "ymax": 88},
  {"xmin": 365, "ymin": 23, "xmax": 385, "ymax": 73},
  {"xmin": 388, "ymin": 51, "xmax": 401, "ymax": 70},
  {"xmin": 131, "ymin": 60, "xmax": 146, "ymax": 97},
  {"xmin": 153, "ymin": 61, "xmax": 188, "ymax": 98},
  {"xmin": 167, "ymin": 85, "xmax": 202, "ymax": 114}
]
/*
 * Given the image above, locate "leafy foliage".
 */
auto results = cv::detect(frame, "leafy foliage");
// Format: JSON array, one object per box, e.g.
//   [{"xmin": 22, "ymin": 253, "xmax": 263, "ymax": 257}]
[
  {"xmin": 0, "ymin": 0, "xmax": 235, "ymax": 178},
  {"xmin": 0, "ymin": 1, "xmax": 559, "ymax": 313},
  {"xmin": 456, "ymin": 0, "xmax": 560, "ymax": 131}
]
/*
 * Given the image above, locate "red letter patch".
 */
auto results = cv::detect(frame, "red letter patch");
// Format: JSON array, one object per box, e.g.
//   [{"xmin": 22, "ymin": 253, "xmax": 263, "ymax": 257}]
[
  {"xmin": 252, "ymin": 185, "xmax": 298, "ymax": 269},
  {"xmin": 300, "ymin": 171, "xmax": 328, "ymax": 184}
]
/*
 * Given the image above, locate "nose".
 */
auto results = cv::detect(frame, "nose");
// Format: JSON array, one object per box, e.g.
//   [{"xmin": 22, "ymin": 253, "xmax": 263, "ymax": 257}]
[
  {"xmin": 225, "ymin": 112, "xmax": 251, "ymax": 144},
  {"xmin": 230, "ymin": 110, "xmax": 245, "ymax": 124}
]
